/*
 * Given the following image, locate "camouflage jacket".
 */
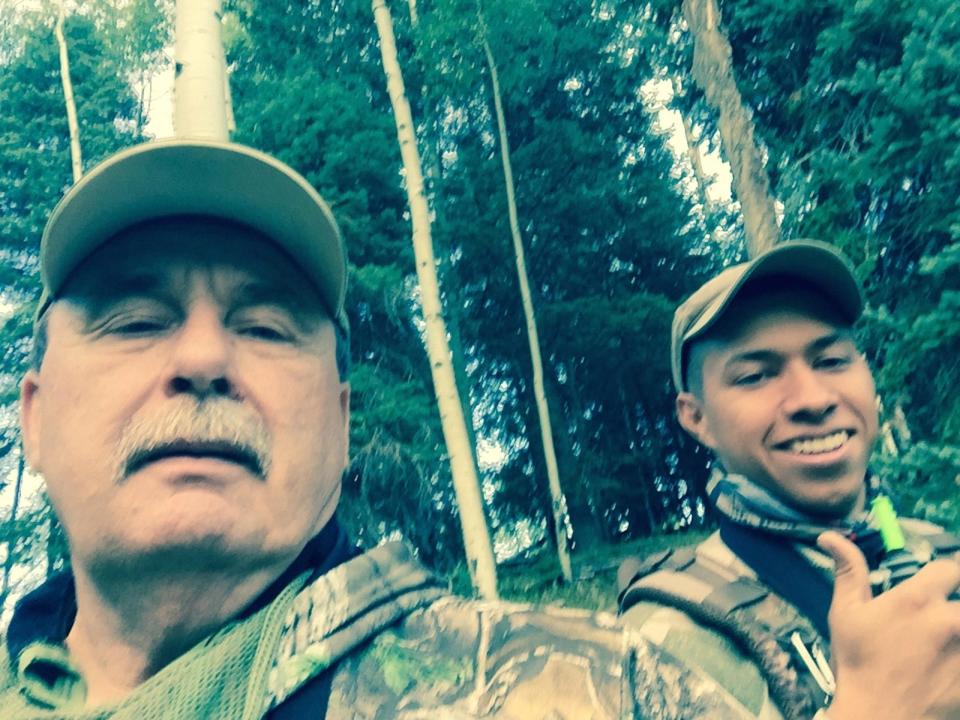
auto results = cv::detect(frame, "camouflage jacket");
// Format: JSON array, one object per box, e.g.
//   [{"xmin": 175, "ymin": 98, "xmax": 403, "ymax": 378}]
[
  {"xmin": 0, "ymin": 542, "xmax": 741, "ymax": 719},
  {"xmin": 619, "ymin": 519, "xmax": 956, "ymax": 720}
]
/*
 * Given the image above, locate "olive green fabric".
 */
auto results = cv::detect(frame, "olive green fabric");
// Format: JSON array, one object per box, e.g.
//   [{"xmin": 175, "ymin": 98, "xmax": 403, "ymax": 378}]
[
  {"xmin": 0, "ymin": 564, "xmax": 318, "ymax": 719},
  {"xmin": 0, "ymin": 542, "xmax": 741, "ymax": 719},
  {"xmin": 621, "ymin": 519, "xmax": 950, "ymax": 720}
]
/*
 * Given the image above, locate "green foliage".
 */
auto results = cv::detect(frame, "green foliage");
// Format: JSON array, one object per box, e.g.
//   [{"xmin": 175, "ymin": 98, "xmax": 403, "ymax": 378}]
[
  {"xmin": 414, "ymin": 0, "xmax": 717, "ymax": 555},
  {"xmin": 870, "ymin": 242, "xmax": 960, "ymax": 519},
  {"xmin": 0, "ymin": 2, "xmax": 166, "ymax": 592},
  {"xmin": 225, "ymin": 0, "xmax": 715, "ymax": 575},
  {"xmin": 455, "ymin": 528, "xmax": 713, "ymax": 612},
  {"xmin": 226, "ymin": 0, "xmax": 466, "ymax": 571},
  {"xmin": 3, "ymin": 0, "xmax": 955, "ymax": 606},
  {"xmin": 875, "ymin": 442, "xmax": 960, "ymax": 531}
]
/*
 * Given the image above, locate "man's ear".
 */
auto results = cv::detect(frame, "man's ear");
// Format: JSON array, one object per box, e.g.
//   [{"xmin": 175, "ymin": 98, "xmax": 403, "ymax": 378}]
[
  {"xmin": 20, "ymin": 370, "xmax": 42, "ymax": 472},
  {"xmin": 676, "ymin": 392, "xmax": 717, "ymax": 450}
]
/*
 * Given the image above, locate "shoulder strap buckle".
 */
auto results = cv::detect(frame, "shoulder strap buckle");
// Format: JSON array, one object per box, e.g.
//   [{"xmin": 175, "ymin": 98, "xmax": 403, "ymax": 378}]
[{"xmin": 789, "ymin": 632, "xmax": 835, "ymax": 706}]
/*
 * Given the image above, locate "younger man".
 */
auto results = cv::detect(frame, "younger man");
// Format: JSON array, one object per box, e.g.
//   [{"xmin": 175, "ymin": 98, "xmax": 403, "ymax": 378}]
[{"xmin": 619, "ymin": 240, "xmax": 960, "ymax": 719}]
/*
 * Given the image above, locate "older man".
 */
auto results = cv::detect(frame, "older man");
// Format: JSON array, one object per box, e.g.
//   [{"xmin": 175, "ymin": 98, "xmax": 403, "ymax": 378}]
[
  {"xmin": 619, "ymin": 241, "xmax": 960, "ymax": 720},
  {"xmin": 0, "ymin": 141, "xmax": 955, "ymax": 719},
  {"xmin": 0, "ymin": 139, "xmax": 714, "ymax": 719}
]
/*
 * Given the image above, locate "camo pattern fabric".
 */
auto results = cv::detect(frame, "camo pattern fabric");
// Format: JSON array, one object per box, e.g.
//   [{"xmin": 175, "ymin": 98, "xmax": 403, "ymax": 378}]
[
  {"xmin": 620, "ymin": 520, "xmax": 952, "ymax": 720},
  {"xmin": 324, "ymin": 597, "xmax": 743, "ymax": 719},
  {"xmin": 0, "ymin": 541, "xmax": 747, "ymax": 719},
  {"xmin": 263, "ymin": 542, "xmax": 746, "ymax": 719},
  {"xmin": 622, "ymin": 533, "xmax": 788, "ymax": 720}
]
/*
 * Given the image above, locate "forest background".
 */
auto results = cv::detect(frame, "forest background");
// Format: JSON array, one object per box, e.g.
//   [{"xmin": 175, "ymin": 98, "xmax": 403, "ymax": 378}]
[{"xmin": 0, "ymin": 0, "xmax": 957, "ymax": 610}]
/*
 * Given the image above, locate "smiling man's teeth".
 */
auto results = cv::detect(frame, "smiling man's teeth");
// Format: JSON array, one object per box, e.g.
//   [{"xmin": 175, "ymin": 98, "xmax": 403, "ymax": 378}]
[{"xmin": 787, "ymin": 431, "xmax": 849, "ymax": 455}]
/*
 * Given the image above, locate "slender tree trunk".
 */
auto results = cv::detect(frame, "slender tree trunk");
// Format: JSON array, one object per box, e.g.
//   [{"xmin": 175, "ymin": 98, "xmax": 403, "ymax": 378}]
[
  {"xmin": 406, "ymin": 4, "xmax": 443, "ymax": 217},
  {"xmin": 437, "ymin": 251, "xmax": 483, "ymax": 474},
  {"xmin": 681, "ymin": 113, "xmax": 712, "ymax": 208},
  {"xmin": 54, "ymin": 1, "xmax": 82, "ymax": 183},
  {"xmin": 373, "ymin": 0, "xmax": 498, "ymax": 599},
  {"xmin": 671, "ymin": 77, "xmax": 712, "ymax": 210},
  {"xmin": 135, "ymin": 68, "xmax": 148, "ymax": 133},
  {"xmin": 0, "ymin": 448, "xmax": 26, "ymax": 609},
  {"xmin": 174, "ymin": 0, "xmax": 229, "ymax": 140},
  {"xmin": 406, "ymin": 2, "xmax": 481, "ymax": 469},
  {"xmin": 682, "ymin": 0, "xmax": 779, "ymax": 257},
  {"xmin": 627, "ymin": 394, "xmax": 661, "ymax": 535},
  {"xmin": 223, "ymin": 50, "xmax": 236, "ymax": 135},
  {"xmin": 547, "ymin": 365, "xmax": 603, "ymax": 553},
  {"xmin": 46, "ymin": 506, "xmax": 65, "ymax": 580},
  {"xmin": 479, "ymin": 21, "xmax": 573, "ymax": 583},
  {"xmin": 880, "ymin": 401, "xmax": 913, "ymax": 457},
  {"xmin": 891, "ymin": 405, "xmax": 912, "ymax": 447}
]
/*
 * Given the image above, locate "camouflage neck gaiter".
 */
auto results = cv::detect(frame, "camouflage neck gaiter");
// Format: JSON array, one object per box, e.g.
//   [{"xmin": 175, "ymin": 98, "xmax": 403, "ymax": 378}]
[{"xmin": 706, "ymin": 466, "xmax": 883, "ymax": 544}]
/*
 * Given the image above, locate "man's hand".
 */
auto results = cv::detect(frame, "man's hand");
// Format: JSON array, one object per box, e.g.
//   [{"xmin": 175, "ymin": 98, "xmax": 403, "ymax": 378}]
[{"xmin": 819, "ymin": 531, "xmax": 960, "ymax": 720}]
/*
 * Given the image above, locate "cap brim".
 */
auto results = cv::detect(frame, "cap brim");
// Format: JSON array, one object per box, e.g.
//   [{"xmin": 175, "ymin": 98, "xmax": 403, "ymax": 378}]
[
  {"xmin": 684, "ymin": 241, "xmax": 863, "ymax": 343},
  {"xmin": 41, "ymin": 139, "xmax": 346, "ymax": 328}
]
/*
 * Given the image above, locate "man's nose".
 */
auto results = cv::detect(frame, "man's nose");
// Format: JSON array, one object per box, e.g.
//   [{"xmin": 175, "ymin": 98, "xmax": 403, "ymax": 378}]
[
  {"xmin": 165, "ymin": 304, "xmax": 236, "ymax": 400},
  {"xmin": 781, "ymin": 363, "xmax": 838, "ymax": 423}
]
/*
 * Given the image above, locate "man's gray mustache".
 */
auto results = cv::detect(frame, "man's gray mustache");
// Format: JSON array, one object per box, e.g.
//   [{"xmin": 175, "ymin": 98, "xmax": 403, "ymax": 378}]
[{"xmin": 114, "ymin": 399, "xmax": 272, "ymax": 481}]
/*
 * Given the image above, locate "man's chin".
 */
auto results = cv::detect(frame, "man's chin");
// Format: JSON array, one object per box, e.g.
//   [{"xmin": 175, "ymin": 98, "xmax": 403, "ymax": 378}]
[
  {"xmin": 84, "ymin": 531, "xmax": 275, "ymax": 579},
  {"xmin": 784, "ymin": 481, "xmax": 866, "ymax": 521}
]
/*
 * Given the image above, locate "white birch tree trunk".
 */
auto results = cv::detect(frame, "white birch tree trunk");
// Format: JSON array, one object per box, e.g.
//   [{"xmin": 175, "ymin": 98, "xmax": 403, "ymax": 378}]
[
  {"xmin": 174, "ymin": 0, "xmax": 229, "ymax": 140},
  {"xmin": 0, "ymin": 448, "xmax": 26, "ymax": 611},
  {"xmin": 670, "ymin": 77, "xmax": 712, "ymax": 210},
  {"xmin": 480, "ymin": 30, "xmax": 573, "ymax": 583},
  {"xmin": 683, "ymin": 0, "xmax": 779, "ymax": 257},
  {"xmin": 54, "ymin": 1, "xmax": 82, "ymax": 183},
  {"xmin": 681, "ymin": 113, "xmax": 711, "ymax": 207},
  {"xmin": 372, "ymin": 0, "xmax": 499, "ymax": 599},
  {"xmin": 223, "ymin": 51, "xmax": 236, "ymax": 135},
  {"xmin": 879, "ymin": 401, "xmax": 912, "ymax": 458}
]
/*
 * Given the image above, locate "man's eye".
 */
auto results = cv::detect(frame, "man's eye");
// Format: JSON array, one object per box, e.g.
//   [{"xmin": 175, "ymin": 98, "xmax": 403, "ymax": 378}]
[
  {"xmin": 104, "ymin": 316, "xmax": 169, "ymax": 335},
  {"xmin": 236, "ymin": 324, "xmax": 290, "ymax": 342},
  {"xmin": 816, "ymin": 355, "xmax": 851, "ymax": 370},
  {"xmin": 733, "ymin": 370, "xmax": 769, "ymax": 386}
]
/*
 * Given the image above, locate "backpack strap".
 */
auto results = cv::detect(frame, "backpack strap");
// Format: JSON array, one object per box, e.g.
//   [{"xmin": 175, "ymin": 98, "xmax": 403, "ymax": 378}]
[
  {"xmin": 617, "ymin": 548, "xmax": 687, "ymax": 603},
  {"xmin": 619, "ymin": 543, "xmax": 829, "ymax": 720},
  {"xmin": 719, "ymin": 519, "xmax": 833, "ymax": 639}
]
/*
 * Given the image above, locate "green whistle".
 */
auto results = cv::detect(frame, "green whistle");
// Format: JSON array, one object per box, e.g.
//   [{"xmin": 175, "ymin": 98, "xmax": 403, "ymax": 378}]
[{"xmin": 871, "ymin": 495, "xmax": 906, "ymax": 552}]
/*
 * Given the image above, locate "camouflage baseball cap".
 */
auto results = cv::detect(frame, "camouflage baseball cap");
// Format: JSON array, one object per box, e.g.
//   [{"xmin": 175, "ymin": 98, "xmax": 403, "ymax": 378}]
[
  {"xmin": 38, "ymin": 139, "xmax": 348, "ymax": 334},
  {"xmin": 671, "ymin": 239, "xmax": 863, "ymax": 392}
]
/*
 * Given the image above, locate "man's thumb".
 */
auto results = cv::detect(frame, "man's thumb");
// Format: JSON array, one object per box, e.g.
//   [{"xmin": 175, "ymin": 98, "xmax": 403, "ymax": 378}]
[{"xmin": 819, "ymin": 530, "xmax": 872, "ymax": 609}]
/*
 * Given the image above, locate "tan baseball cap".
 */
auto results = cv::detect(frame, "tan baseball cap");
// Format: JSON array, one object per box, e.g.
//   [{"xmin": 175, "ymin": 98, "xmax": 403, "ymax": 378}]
[
  {"xmin": 671, "ymin": 240, "xmax": 863, "ymax": 392},
  {"xmin": 38, "ymin": 139, "xmax": 348, "ymax": 333}
]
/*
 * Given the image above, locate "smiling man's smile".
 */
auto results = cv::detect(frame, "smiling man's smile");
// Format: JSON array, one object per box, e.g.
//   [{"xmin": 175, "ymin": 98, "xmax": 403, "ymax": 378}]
[{"xmin": 779, "ymin": 430, "xmax": 851, "ymax": 455}]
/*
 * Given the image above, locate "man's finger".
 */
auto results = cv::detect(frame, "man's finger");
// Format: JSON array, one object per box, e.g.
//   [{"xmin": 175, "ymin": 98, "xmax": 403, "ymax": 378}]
[
  {"xmin": 902, "ymin": 558, "xmax": 960, "ymax": 600},
  {"xmin": 819, "ymin": 530, "xmax": 872, "ymax": 608}
]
